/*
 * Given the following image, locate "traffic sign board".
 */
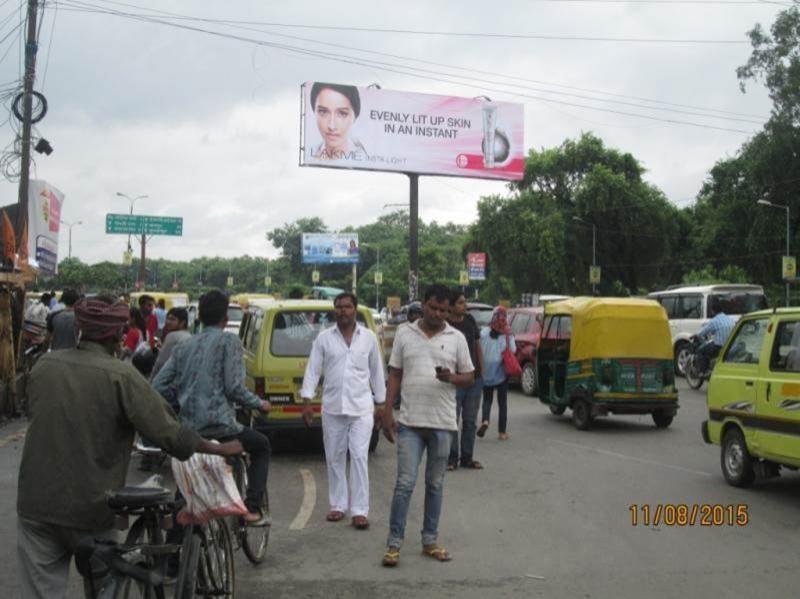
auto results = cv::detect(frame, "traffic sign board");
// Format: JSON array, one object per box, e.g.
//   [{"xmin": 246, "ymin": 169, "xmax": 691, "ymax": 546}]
[{"xmin": 106, "ymin": 214, "xmax": 183, "ymax": 236}]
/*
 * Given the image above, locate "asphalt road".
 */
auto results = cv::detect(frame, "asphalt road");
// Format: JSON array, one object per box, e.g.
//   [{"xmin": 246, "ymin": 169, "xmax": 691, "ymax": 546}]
[{"xmin": 1, "ymin": 380, "xmax": 798, "ymax": 599}]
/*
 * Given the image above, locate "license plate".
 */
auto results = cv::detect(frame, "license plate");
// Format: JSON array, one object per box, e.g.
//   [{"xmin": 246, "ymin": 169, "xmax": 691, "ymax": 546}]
[{"xmin": 268, "ymin": 394, "xmax": 293, "ymax": 404}]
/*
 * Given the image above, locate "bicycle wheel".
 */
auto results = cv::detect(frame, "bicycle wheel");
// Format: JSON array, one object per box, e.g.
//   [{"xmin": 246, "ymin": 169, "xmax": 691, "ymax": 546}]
[
  {"xmin": 174, "ymin": 529, "xmax": 201, "ymax": 599},
  {"xmin": 197, "ymin": 519, "xmax": 235, "ymax": 598},
  {"xmin": 235, "ymin": 459, "xmax": 270, "ymax": 564},
  {"xmin": 111, "ymin": 517, "xmax": 165, "ymax": 599}
]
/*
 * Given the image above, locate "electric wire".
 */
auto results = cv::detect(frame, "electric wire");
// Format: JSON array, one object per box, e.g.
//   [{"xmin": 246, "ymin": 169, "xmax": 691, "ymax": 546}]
[{"xmin": 53, "ymin": 0, "xmax": 762, "ymax": 133}]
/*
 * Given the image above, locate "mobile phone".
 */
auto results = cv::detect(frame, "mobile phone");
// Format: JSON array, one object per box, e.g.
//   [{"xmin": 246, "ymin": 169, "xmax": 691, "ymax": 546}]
[{"xmin": 435, "ymin": 366, "xmax": 444, "ymax": 374}]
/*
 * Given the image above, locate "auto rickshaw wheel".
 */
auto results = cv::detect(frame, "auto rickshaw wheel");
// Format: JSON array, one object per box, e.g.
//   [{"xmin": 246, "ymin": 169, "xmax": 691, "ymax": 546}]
[
  {"xmin": 721, "ymin": 428, "xmax": 755, "ymax": 487},
  {"xmin": 572, "ymin": 399, "xmax": 593, "ymax": 430},
  {"xmin": 652, "ymin": 411, "xmax": 674, "ymax": 428},
  {"xmin": 549, "ymin": 404, "xmax": 566, "ymax": 416}
]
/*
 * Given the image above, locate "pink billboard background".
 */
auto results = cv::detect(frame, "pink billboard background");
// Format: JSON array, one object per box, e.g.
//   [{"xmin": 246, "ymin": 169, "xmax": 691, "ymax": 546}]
[{"xmin": 301, "ymin": 82, "xmax": 524, "ymax": 181}]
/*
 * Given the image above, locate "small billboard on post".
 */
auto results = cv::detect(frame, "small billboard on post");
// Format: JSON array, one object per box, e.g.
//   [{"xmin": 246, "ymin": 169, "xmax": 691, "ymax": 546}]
[
  {"xmin": 302, "ymin": 233, "xmax": 360, "ymax": 265},
  {"xmin": 300, "ymin": 83, "xmax": 524, "ymax": 181},
  {"xmin": 467, "ymin": 252, "xmax": 487, "ymax": 281}
]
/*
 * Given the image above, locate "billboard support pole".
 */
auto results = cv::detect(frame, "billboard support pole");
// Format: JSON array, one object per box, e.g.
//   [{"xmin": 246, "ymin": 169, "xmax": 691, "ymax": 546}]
[
  {"xmin": 408, "ymin": 173, "xmax": 419, "ymax": 301},
  {"xmin": 352, "ymin": 263, "xmax": 357, "ymax": 295}
]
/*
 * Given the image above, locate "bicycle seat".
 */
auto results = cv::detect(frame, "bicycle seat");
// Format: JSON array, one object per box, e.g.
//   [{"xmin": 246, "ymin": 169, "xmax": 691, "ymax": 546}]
[{"xmin": 106, "ymin": 486, "xmax": 172, "ymax": 510}]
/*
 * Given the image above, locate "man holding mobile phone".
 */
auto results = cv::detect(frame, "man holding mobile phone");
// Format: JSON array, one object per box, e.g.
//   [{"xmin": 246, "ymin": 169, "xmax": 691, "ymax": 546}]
[{"xmin": 380, "ymin": 284, "xmax": 474, "ymax": 567}]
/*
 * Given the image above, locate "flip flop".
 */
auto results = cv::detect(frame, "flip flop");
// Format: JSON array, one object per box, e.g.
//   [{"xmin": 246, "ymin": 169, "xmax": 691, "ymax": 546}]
[
  {"xmin": 446, "ymin": 463, "xmax": 458, "ymax": 471},
  {"xmin": 382, "ymin": 547, "xmax": 400, "ymax": 567},
  {"xmin": 477, "ymin": 422, "xmax": 489, "ymax": 438},
  {"xmin": 421, "ymin": 545, "xmax": 452, "ymax": 562},
  {"xmin": 460, "ymin": 460, "xmax": 483, "ymax": 469},
  {"xmin": 326, "ymin": 510, "xmax": 345, "ymax": 522}
]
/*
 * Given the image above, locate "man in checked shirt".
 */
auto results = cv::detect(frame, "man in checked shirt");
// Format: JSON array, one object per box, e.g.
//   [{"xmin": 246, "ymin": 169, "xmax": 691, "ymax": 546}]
[{"xmin": 301, "ymin": 292, "xmax": 386, "ymax": 530}]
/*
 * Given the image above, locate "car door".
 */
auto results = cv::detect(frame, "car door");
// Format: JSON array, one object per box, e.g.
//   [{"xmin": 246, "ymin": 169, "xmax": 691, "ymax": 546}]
[
  {"xmin": 754, "ymin": 317, "xmax": 800, "ymax": 464},
  {"xmin": 710, "ymin": 317, "xmax": 769, "ymax": 445}
]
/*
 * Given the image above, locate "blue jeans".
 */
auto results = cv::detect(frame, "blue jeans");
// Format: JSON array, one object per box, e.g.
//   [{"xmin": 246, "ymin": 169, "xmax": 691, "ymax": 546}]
[
  {"xmin": 449, "ymin": 377, "xmax": 482, "ymax": 465},
  {"xmin": 387, "ymin": 425, "xmax": 451, "ymax": 549}
]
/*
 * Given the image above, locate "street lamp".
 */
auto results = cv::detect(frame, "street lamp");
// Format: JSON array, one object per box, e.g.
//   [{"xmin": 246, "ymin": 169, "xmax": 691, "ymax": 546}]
[
  {"xmin": 361, "ymin": 243, "xmax": 381, "ymax": 310},
  {"xmin": 116, "ymin": 192, "xmax": 148, "ymax": 252},
  {"xmin": 573, "ymin": 216, "xmax": 597, "ymax": 294},
  {"xmin": 757, "ymin": 198, "xmax": 791, "ymax": 307},
  {"xmin": 60, "ymin": 219, "xmax": 82, "ymax": 260}
]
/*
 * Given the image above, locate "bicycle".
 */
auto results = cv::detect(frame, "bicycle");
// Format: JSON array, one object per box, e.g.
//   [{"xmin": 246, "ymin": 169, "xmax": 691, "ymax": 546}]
[{"xmin": 228, "ymin": 452, "xmax": 270, "ymax": 564}]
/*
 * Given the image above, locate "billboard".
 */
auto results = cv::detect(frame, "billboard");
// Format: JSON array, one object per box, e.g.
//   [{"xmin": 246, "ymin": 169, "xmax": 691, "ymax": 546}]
[
  {"xmin": 300, "ymin": 83, "xmax": 524, "ymax": 181},
  {"xmin": 302, "ymin": 233, "xmax": 359, "ymax": 264},
  {"xmin": 467, "ymin": 252, "xmax": 487, "ymax": 280},
  {"xmin": 28, "ymin": 180, "xmax": 64, "ymax": 275}
]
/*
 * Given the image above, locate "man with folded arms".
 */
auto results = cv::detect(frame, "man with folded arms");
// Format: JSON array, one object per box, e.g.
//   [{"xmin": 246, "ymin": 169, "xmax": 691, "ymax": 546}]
[{"xmin": 301, "ymin": 292, "xmax": 386, "ymax": 529}]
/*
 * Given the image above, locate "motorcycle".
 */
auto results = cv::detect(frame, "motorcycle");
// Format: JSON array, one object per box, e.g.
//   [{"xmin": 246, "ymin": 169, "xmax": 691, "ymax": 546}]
[{"xmin": 684, "ymin": 335, "xmax": 715, "ymax": 390}]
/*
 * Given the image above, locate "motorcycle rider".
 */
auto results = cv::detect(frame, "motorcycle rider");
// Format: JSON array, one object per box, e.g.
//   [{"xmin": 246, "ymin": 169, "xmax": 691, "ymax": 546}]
[{"xmin": 695, "ymin": 297, "xmax": 736, "ymax": 373}]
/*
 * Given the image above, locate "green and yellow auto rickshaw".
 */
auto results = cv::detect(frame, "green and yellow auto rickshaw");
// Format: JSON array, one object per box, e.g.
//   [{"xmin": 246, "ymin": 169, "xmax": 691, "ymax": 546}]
[{"xmin": 536, "ymin": 297, "xmax": 678, "ymax": 430}]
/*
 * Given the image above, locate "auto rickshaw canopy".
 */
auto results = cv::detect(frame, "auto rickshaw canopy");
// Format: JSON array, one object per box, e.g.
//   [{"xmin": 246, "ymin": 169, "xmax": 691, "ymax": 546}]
[{"xmin": 544, "ymin": 297, "xmax": 672, "ymax": 362}]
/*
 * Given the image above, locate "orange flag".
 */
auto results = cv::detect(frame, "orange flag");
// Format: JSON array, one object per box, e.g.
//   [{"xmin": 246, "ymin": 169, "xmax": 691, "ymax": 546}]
[
  {"xmin": 1, "ymin": 210, "xmax": 15, "ymax": 264},
  {"xmin": 17, "ymin": 219, "xmax": 28, "ymax": 269}
]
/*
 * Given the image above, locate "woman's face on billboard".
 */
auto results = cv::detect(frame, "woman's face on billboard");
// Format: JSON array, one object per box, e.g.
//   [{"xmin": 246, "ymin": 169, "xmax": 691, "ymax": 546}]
[{"xmin": 314, "ymin": 88, "xmax": 355, "ymax": 154}]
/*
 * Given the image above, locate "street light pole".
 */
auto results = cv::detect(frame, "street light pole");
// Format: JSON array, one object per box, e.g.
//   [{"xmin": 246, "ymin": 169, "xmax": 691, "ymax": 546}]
[
  {"xmin": 757, "ymin": 198, "xmax": 791, "ymax": 307},
  {"xmin": 60, "ymin": 219, "xmax": 82, "ymax": 259},
  {"xmin": 116, "ymin": 192, "xmax": 148, "ymax": 288},
  {"xmin": 573, "ymin": 216, "xmax": 597, "ymax": 294}
]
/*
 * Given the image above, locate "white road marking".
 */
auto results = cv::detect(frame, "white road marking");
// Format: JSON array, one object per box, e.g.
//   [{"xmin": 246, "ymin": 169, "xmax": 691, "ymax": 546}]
[
  {"xmin": 289, "ymin": 468, "xmax": 317, "ymax": 531},
  {"xmin": 552, "ymin": 439, "xmax": 714, "ymax": 477}
]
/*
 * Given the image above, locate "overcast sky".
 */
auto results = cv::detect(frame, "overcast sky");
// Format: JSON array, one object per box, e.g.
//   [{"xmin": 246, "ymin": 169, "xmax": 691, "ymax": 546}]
[{"xmin": 0, "ymin": 0, "xmax": 783, "ymax": 264}]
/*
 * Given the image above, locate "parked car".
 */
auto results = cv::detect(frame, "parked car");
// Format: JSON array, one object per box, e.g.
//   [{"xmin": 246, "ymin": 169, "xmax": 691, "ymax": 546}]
[
  {"xmin": 238, "ymin": 299, "xmax": 383, "ymax": 450},
  {"xmin": 648, "ymin": 284, "xmax": 768, "ymax": 376},
  {"xmin": 467, "ymin": 302, "xmax": 494, "ymax": 329},
  {"xmin": 702, "ymin": 307, "xmax": 800, "ymax": 487},
  {"xmin": 507, "ymin": 306, "xmax": 544, "ymax": 396}
]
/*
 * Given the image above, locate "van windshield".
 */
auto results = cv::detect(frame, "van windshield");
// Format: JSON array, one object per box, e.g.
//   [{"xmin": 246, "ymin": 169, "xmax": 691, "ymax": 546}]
[
  {"xmin": 270, "ymin": 310, "xmax": 366, "ymax": 356},
  {"xmin": 711, "ymin": 293, "xmax": 768, "ymax": 316}
]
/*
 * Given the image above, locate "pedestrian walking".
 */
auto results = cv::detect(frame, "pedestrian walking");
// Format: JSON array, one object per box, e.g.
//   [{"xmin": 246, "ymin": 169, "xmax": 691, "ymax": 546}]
[
  {"xmin": 381, "ymin": 284, "xmax": 475, "ymax": 566},
  {"xmin": 154, "ymin": 298, "xmax": 167, "ymax": 339},
  {"xmin": 47, "ymin": 288, "xmax": 80, "ymax": 351},
  {"xmin": 150, "ymin": 307, "xmax": 191, "ymax": 379},
  {"xmin": 447, "ymin": 289, "xmax": 484, "ymax": 470},
  {"xmin": 300, "ymin": 292, "xmax": 386, "ymax": 529},
  {"xmin": 478, "ymin": 306, "xmax": 516, "ymax": 441}
]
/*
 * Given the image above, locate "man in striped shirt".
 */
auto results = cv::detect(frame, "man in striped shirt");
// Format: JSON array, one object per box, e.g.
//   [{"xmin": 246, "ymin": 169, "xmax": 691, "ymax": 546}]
[{"xmin": 380, "ymin": 284, "xmax": 474, "ymax": 566}]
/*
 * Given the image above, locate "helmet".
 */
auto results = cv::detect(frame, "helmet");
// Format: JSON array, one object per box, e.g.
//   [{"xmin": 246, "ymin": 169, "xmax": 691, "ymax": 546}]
[{"xmin": 407, "ymin": 300, "xmax": 423, "ymax": 320}]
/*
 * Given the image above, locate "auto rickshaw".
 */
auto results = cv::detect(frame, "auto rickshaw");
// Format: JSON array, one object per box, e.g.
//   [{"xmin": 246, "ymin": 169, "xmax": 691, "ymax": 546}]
[{"xmin": 536, "ymin": 297, "xmax": 678, "ymax": 430}]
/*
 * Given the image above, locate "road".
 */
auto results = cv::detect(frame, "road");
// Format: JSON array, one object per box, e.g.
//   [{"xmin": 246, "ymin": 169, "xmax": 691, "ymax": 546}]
[{"xmin": 0, "ymin": 380, "xmax": 797, "ymax": 598}]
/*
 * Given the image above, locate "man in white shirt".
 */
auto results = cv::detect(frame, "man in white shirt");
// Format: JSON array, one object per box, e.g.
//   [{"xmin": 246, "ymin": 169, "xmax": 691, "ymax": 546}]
[
  {"xmin": 301, "ymin": 292, "xmax": 386, "ymax": 530},
  {"xmin": 380, "ymin": 284, "xmax": 474, "ymax": 567}
]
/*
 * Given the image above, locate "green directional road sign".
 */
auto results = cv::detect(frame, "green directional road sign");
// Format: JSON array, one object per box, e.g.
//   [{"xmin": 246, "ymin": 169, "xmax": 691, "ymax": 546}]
[{"xmin": 106, "ymin": 214, "xmax": 183, "ymax": 236}]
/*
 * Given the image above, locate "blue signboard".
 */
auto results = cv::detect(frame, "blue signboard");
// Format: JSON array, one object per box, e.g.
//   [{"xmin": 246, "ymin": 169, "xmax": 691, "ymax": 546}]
[{"xmin": 302, "ymin": 233, "xmax": 359, "ymax": 264}]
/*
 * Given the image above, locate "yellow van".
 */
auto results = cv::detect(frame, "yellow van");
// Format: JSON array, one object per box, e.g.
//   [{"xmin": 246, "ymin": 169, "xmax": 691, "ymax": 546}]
[
  {"xmin": 230, "ymin": 293, "xmax": 274, "ymax": 308},
  {"xmin": 239, "ymin": 299, "xmax": 383, "ymax": 449},
  {"xmin": 129, "ymin": 292, "xmax": 189, "ymax": 309},
  {"xmin": 702, "ymin": 307, "xmax": 800, "ymax": 486}
]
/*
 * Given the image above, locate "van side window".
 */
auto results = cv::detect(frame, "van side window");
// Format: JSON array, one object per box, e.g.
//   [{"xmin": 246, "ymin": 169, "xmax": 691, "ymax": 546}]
[
  {"xmin": 679, "ymin": 295, "xmax": 702, "ymax": 319},
  {"xmin": 247, "ymin": 312, "xmax": 263, "ymax": 353},
  {"xmin": 512, "ymin": 314, "xmax": 530, "ymax": 335},
  {"xmin": 658, "ymin": 296, "xmax": 677, "ymax": 319},
  {"xmin": 769, "ymin": 320, "xmax": 800, "ymax": 372},
  {"xmin": 723, "ymin": 318, "xmax": 769, "ymax": 364}
]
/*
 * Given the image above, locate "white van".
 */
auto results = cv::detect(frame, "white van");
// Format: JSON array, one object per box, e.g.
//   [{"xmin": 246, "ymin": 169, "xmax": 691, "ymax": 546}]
[{"xmin": 648, "ymin": 284, "xmax": 768, "ymax": 376}]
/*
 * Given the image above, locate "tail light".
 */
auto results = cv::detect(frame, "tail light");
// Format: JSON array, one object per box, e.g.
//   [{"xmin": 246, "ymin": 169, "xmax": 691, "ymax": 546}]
[{"xmin": 254, "ymin": 377, "xmax": 266, "ymax": 399}]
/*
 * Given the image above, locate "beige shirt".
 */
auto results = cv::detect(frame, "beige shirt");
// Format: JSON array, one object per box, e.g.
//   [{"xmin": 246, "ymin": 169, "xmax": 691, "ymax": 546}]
[
  {"xmin": 18, "ymin": 342, "xmax": 202, "ymax": 530},
  {"xmin": 389, "ymin": 321, "xmax": 474, "ymax": 431}
]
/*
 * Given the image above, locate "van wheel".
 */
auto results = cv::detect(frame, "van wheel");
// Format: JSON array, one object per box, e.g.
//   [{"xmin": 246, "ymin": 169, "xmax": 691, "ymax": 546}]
[
  {"xmin": 520, "ymin": 363, "xmax": 537, "ymax": 396},
  {"xmin": 652, "ymin": 411, "xmax": 673, "ymax": 428},
  {"xmin": 674, "ymin": 341, "xmax": 691, "ymax": 377},
  {"xmin": 369, "ymin": 429, "xmax": 380, "ymax": 453},
  {"xmin": 572, "ymin": 399, "xmax": 593, "ymax": 431},
  {"xmin": 721, "ymin": 428, "xmax": 755, "ymax": 487},
  {"xmin": 549, "ymin": 404, "xmax": 566, "ymax": 416}
]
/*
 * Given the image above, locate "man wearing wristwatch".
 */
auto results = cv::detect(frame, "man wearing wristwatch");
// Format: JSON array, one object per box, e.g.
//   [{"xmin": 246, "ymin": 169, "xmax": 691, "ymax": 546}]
[{"xmin": 301, "ymin": 292, "xmax": 386, "ymax": 530}]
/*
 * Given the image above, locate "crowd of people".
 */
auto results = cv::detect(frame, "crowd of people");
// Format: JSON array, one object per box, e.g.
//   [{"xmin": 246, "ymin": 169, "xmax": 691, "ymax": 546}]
[{"xmin": 15, "ymin": 283, "xmax": 523, "ymax": 595}]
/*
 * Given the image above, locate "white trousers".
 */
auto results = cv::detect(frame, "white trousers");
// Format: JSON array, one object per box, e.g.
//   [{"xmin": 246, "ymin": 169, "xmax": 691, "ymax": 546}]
[{"xmin": 322, "ymin": 411, "xmax": 374, "ymax": 518}]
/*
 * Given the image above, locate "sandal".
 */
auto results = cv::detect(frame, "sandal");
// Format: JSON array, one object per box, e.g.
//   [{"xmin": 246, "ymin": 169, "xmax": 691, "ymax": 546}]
[
  {"xmin": 422, "ymin": 544, "xmax": 452, "ymax": 562},
  {"xmin": 326, "ymin": 510, "xmax": 345, "ymax": 522},
  {"xmin": 382, "ymin": 547, "xmax": 400, "ymax": 567},
  {"xmin": 446, "ymin": 463, "xmax": 458, "ymax": 471},
  {"xmin": 477, "ymin": 422, "xmax": 488, "ymax": 438},
  {"xmin": 460, "ymin": 460, "xmax": 483, "ymax": 469}
]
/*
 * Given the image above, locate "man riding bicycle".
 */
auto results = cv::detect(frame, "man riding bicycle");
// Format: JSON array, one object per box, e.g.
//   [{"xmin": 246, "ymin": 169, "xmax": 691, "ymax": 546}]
[{"xmin": 153, "ymin": 289, "xmax": 271, "ymax": 524}]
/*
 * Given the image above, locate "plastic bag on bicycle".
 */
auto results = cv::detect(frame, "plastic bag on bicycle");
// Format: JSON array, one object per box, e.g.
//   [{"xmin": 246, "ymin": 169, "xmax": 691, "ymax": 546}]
[{"xmin": 171, "ymin": 453, "xmax": 247, "ymax": 525}]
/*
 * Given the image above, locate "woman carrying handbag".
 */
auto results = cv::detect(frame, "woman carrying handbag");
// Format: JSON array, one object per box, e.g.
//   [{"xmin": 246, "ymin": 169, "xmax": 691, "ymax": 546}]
[{"xmin": 478, "ymin": 306, "xmax": 518, "ymax": 441}]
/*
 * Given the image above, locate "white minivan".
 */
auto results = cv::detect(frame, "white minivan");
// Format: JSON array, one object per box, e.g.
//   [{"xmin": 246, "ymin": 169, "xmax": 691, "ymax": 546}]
[{"xmin": 648, "ymin": 284, "xmax": 768, "ymax": 376}]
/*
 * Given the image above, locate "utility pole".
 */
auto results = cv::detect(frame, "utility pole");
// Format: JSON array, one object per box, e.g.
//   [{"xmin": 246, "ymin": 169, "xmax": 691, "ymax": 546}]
[
  {"xmin": 139, "ymin": 235, "xmax": 146, "ymax": 288},
  {"xmin": 16, "ymin": 0, "xmax": 40, "ymax": 243},
  {"xmin": 408, "ymin": 174, "xmax": 419, "ymax": 300}
]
